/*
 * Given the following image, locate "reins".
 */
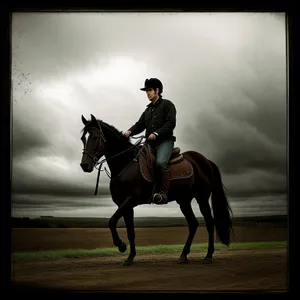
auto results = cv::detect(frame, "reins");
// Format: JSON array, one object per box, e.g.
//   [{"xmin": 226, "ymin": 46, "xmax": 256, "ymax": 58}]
[{"xmin": 93, "ymin": 134, "xmax": 146, "ymax": 195}]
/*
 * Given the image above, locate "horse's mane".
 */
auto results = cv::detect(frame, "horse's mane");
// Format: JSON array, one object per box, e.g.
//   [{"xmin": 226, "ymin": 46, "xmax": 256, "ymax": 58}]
[
  {"xmin": 99, "ymin": 119, "xmax": 132, "ymax": 143},
  {"xmin": 81, "ymin": 118, "xmax": 133, "ymax": 145}
]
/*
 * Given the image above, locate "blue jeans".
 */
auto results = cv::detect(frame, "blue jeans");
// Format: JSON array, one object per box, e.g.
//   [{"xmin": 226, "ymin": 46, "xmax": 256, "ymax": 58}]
[{"xmin": 154, "ymin": 139, "xmax": 174, "ymax": 172}]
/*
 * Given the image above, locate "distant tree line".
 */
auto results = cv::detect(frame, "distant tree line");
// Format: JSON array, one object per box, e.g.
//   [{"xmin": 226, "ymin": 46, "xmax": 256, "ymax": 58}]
[{"xmin": 11, "ymin": 217, "xmax": 67, "ymax": 228}]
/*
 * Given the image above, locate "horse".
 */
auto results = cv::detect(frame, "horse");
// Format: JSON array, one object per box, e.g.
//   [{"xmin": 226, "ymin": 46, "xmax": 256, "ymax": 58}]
[{"xmin": 80, "ymin": 114, "xmax": 233, "ymax": 266}]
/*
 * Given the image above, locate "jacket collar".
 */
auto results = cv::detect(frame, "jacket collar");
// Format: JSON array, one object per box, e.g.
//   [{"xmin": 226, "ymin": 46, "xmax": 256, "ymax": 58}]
[{"xmin": 147, "ymin": 96, "xmax": 163, "ymax": 108}]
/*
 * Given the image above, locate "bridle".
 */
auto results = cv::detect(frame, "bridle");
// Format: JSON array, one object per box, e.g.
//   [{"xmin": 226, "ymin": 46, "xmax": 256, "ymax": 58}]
[
  {"xmin": 81, "ymin": 125, "xmax": 107, "ymax": 164},
  {"xmin": 81, "ymin": 124, "xmax": 145, "ymax": 195}
]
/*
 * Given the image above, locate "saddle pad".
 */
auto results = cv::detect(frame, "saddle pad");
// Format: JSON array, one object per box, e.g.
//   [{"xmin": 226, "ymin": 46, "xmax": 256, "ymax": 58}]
[{"xmin": 139, "ymin": 150, "xmax": 194, "ymax": 183}]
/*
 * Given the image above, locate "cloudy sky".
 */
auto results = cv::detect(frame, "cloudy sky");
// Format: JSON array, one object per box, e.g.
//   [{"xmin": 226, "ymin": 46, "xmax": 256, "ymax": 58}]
[{"xmin": 11, "ymin": 12, "xmax": 287, "ymax": 219}]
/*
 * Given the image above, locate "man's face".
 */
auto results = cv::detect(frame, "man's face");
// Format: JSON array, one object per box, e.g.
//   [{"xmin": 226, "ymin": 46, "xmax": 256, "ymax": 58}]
[{"xmin": 146, "ymin": 88, "xmax": 159, "ymax": 101}]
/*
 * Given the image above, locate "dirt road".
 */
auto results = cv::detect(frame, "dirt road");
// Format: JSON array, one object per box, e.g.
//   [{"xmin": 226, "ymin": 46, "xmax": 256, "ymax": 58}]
[
  {"xmin": 11, "ymin": 226, "xmax": 288, "ymax": 252},
  {"xmin": 12, "ymin": 247, "xmax": 287, "ymax": 292}
]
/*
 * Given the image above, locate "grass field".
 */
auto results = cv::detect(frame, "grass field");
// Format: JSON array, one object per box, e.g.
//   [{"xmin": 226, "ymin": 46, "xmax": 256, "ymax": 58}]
[{"xmin": 12, "ymin": 241, "xmax": 287, "ymax": 261}]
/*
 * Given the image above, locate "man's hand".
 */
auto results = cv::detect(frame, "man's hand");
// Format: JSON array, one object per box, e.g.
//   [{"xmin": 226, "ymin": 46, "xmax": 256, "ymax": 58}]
[
  {"xmin": 124, "ymin": 130, "xmax": 131, "ymax": 137},
  {"xmin": 147, "ymin": 133, "xmax": 157, "ymax": 140}
]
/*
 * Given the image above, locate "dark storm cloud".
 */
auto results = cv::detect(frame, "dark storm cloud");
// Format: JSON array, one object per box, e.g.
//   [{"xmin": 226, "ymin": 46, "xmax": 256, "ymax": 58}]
[
  {"xmin": 11, "ymin": 162, "xmax": 110, "ymax": 198},
  {"xmin": 12, "ymin": 194, "xmax": 113, "ymax": 208},
  {"xmin": 11, "ymin": 13, "xmax": 157, "ymax": 81},
  {"xmin": 11, "ymin": 176, "xmax": 109, "ymax": 197},
  {"xmin": 182, "ymin": 99, "xmax": 286, "ymax": 198},
  {"xmin": 12, "ymin": 13, "xmax": 101, "ymax": 79},
  {"xmin": 186, "ymin": 108, "xmax": 286, "ymax": 175},
  {"xmin": 12, "ymin": 110, "xmax": 52, "ymax": 157},
  {"xmin": 173, "ymin": 13, "xmax": 286, "ymax": 199},
  {"xmin": 12, "ymin": 108, "xmax": 81, "ymax": 162}
]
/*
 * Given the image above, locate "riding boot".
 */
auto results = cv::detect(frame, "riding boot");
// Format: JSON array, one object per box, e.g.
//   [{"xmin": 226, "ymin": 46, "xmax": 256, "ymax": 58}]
[{"xmin": 153, "ymin": 170, "xmax": 170, "ymax": 205}]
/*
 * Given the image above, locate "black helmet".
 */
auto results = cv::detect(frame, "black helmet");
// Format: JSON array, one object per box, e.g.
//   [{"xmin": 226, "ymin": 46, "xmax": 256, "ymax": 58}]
[{"xmin": 140, "ymin": 78, "xmax": 163, "ymax": 94}]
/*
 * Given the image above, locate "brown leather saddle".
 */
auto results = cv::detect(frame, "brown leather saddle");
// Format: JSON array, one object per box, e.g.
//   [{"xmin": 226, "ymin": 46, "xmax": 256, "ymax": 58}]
[{"xmin": 138, "ymin": 143, "xmax": 194, "ymax": 184}]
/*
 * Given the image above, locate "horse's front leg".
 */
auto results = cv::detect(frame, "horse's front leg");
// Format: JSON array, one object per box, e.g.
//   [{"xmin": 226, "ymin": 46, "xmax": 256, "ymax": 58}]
[
  {"xmin": 108, "ymin": 196, "xmax": 133, "ymax": 254},
  {"xmin": 122, "ymin": 207, "xmax": 136, "ymax": 266}
]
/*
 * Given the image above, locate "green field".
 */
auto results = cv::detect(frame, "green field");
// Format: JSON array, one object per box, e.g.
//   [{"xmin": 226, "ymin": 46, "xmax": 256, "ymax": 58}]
[{"xmin": 12, "ymin": 241, "xmax": 287, "ymax": 262}]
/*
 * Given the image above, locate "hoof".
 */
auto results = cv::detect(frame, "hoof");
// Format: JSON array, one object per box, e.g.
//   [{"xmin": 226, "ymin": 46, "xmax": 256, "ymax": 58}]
[
  {"xmin": 178, "ymin": 256, "xmax": 189, "ymax": 264},
  {"xmin": 118, "ymin": 242, "xmax": 127, "ymax": 253},
  {"xmin": 202, "ymin": 257, "xmax": 212, "ymax": 264},
  {"xmin": 122, "ymin": 258, "xmax": 134, "ymax": 266}
]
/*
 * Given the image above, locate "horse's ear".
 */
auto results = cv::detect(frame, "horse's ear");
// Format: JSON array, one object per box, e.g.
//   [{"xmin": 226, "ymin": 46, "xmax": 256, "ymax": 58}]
[
  {"xmin": 81, "ymin": 115, "xmax": 88, "ymax": 125},
  {"xmin": 90, "ymin": 114, "xmax": 97, "ymax": 123},
  {"xmin": 90, "ymin": 114, "xmax": 101, "ymax": 128}
]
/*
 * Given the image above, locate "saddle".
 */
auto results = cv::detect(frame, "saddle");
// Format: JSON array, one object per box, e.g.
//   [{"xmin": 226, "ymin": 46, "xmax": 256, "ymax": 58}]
[{"xmin": 138, "ymin": 143, "xmax": 194, "ymax": 184}]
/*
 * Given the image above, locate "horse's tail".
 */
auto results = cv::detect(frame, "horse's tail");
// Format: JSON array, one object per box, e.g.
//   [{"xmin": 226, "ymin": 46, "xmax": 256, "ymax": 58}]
[{"xmin": 209, "ymin": 160, "xmax": 233, "ymax": 246}]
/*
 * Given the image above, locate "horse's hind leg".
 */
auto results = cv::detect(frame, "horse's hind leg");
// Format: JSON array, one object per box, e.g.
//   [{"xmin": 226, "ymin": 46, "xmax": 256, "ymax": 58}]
[
  {"xmin": 177, "ymin": 201, "xmax": 199, "ymax": 264},
  {"xmin": 196, "ymin": 192, "xmax": 215, "ymax": 264}
]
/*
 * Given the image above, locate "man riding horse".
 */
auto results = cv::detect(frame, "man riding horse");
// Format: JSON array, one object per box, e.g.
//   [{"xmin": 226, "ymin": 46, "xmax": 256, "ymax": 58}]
[{"xmin": 124, "ymin": 78, "xmax": 177, "ymax": 205}]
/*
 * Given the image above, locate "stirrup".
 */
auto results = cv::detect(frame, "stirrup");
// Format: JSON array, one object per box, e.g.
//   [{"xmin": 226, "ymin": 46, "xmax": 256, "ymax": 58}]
[{"xmin": 153, "ymin": 192, "xmax": 168, "ymax": 205}]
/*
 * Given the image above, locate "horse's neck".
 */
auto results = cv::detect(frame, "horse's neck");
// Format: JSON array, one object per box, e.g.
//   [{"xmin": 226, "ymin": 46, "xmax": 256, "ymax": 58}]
[{"xmin": 103, "ymin": 129, "xmax": 137, "ymax": 177}]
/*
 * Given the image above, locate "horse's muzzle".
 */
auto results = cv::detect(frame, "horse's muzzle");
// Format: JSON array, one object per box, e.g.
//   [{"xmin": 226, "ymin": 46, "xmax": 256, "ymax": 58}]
[{"xmin": 80, "ymin": 162, "xmax": 93, "ymax": 173}]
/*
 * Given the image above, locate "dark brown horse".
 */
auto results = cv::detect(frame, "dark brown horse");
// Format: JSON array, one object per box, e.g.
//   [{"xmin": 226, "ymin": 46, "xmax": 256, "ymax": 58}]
[{"xmin": 80, "ymin": 114, "xmax": 233, "ymax": 266}]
